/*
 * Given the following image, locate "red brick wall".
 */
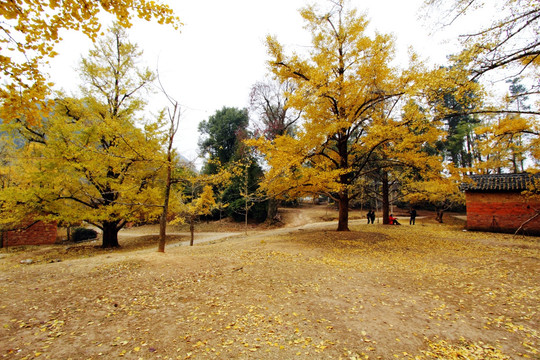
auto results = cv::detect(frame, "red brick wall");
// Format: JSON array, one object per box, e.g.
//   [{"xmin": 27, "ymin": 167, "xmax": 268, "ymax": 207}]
[
  {"xmin": 466, "ymin": 192, "xmax": 540, "ymax": 235},
  {"xmin": 3, "ymin": 221, "xmax": 58, "ymax": 247}
]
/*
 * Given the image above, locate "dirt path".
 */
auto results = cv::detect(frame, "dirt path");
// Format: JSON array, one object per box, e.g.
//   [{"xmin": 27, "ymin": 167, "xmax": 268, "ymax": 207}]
[
  {"xmin": 116, "ymin": 205, "xmax": 345, "ymax": 249},
  {"xmin": 126, "ymin": 207, "xmax": 438, "ymax": 249},
  {"xmin": 120, "ymin": 231, "xmax": 244, "ymax": 248}
]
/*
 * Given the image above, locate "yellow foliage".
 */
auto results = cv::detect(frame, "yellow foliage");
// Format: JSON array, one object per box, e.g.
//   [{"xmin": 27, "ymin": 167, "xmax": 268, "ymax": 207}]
[
  {"xmin": 0, "ymin": 0, "xmax": 180, "ymax": 126},
  {"xmin": 253, "ymin": 1, "xmax": 452, "ymax": 214},
  {"xmin": 0, "ymin": 25, "xmax": 171, "ymax": 242},
  {"xmin": 475, "ymin": 114, "xmax": 538, "ymax": 173},
  {"xmin": 417, "ymin": 339, "xmax": 511, "ymax": 359},
  {"xmin": 191, "ymin": 185, "xmax": 217, "ymax": 216},
  {"xmin": 403, "ymin": 165, "xmax": 465, "ymax": 207}
]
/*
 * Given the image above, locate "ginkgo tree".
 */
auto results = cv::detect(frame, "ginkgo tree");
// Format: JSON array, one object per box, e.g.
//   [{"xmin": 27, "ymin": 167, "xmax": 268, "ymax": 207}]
[
  {"xmin": 168, "ymin": 166, "xmax": 237, "ymax": 246},
  {"xmin": 0, "ymin": 24, "xmax": 166, "ymax": 248},
  {"xmin": 249, "ymin": 78, "xmax": 301, "ymax": 220},
  {"xmin": 177, "ymin": 182, "xmax": 218, "ymax": 246},
  {"xmin": 424, "ymin": 0, "xmax": 539, "ymax": 173},
  {"xmin": 0, "ymin": 0, "xmax": 180, "ymax": 127},
  {"xmin": 474, "ymin": 78, "xmax": 540, "ymax": 173},
  {"xmin": 425, "ymin": 0, "xmax": 539, "ymax": 84},
  {"xmin": 251, "ymin": 1, "xmax": 450, "ymax": 230}
]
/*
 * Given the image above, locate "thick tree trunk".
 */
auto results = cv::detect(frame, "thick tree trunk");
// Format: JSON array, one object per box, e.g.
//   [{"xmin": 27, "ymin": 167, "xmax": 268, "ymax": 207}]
[
  {"xmin": 337, "ymin": 135, "xmax": 350, "ymax": 232},
  {"xmin": 436, "ymin": 209, "xmax": 444, "ymax": 223},
  {"xmin": 337, "ymin": 193, "xmax": 350, "ymax": 231},
  {"xmin": 267, "ymin": 198, "xmax": 279, "ymax": 221},
  {"xmin": 102, "ymin": 221, "xmax": 120, "ymax": 248},
  {"xmin": 381, "ymin": 171, "xmax": 390, "ymax": 224}
]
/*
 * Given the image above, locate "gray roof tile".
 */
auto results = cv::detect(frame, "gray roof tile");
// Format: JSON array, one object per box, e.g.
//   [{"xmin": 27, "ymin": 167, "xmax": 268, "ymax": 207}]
[{"xmin": 461, "ymin": 173, "xmax": 540, "ymax": 192}]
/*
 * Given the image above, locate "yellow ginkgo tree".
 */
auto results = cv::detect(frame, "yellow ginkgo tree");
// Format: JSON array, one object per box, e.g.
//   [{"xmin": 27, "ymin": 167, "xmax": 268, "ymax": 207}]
[
  {"xmin": 171, "ymin": 172, "xmax": 222, "ymax": 247},
  {"xmin": 0, "ymin": 25, "xmax": 166, "ymax": 248},
  {"xmin": 251, "ymin": 1, "xmax": 450, "ymax": 230},
  {"xmin": 424, "ymin": 0, "xmax": 539, "ymax": 173}
]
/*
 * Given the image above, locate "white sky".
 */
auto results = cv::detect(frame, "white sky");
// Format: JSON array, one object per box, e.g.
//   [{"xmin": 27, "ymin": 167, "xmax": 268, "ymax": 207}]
[{"xmin": 48, "ymin": 0, "xmax": 467, "ymax": 165}]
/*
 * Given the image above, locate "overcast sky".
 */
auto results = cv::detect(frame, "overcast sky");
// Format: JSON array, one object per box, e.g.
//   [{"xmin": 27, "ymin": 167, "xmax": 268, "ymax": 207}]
[{"xmin": 48, "ymin": 0, "xmax": 465, "ymax": 165}]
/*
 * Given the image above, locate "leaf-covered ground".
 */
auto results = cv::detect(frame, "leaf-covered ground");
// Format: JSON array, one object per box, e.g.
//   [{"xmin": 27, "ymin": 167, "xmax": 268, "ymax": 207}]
[{"xmin": 0, "ymin": 214, "xmax": 538, "ymax": 359}]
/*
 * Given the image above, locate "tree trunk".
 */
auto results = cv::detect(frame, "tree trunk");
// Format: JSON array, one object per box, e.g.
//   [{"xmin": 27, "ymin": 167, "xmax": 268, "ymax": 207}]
[
  {"xmin": 244, "ymin": 168, "xmax": 249, "ymax": 234},
  {"xmin": 436, "ymin": 209, "xmax": 444, "ymax": 223},
  {"xmin": 189, "ymin": 216, "xmax": 195, "ymax": 246},
  {"xmin": 158, "ymin": 161, "xmax": 172, "ymax": 252},
  {"xmin": 245, "ymin": 200, "xmax": 249, "ymax": 234},
  {"xmin": 337, "ymin": 192, "xmax": 350, "ymax": 231},
  {"xmin": 156, "ymin": 91, "xmax": 179, "ymax": 252},
  {"xmin": 102, "ymin": 221, "xmax": 120, "ymax": 248},
  {"xmin": 381, "ymin": 171, "xmax": 390, "ymax": 224},
  {"xmin": 158, "ymin": 211, "xmax": 167, "ymax": 253},
  {"xmin": 337, "ymin": 135, "xmax": 350, "ymax": 232},
  {"xmin": 158, "ymin": 167, "xmax": 171, "ymax": 253},
  {"xmin": 267, "ymin": 198, "xmax": 279, "ymax": 221},
  {"xmin": 158, "ymin": 132, "xmax": 174, "ymax": 252}
]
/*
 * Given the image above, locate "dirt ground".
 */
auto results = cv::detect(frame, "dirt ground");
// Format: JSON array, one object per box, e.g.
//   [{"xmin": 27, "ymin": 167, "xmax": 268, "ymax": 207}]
[{"xmin": 0, "ymin": 205, "xmax": 538, "ymax": 359}]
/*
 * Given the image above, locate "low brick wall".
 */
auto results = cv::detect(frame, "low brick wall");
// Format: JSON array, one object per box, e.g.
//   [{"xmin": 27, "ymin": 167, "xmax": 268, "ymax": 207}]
[
  {"xmin": 466, "ymin": 192, "xmax": 540, "ymax": 235},
  {"xmin": 3, "ymin": 221, "xmax": 58, "ymax": 247}
]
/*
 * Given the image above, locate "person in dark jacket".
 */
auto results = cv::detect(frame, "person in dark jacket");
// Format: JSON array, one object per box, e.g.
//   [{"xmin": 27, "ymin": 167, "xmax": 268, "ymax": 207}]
[
  {"xmin": 410, "ymin": 208, "xmax": 417, "ymax": 225},
  {"xmin": 366, "ymin": 210, "xmax": 374, "ymax": 224}
]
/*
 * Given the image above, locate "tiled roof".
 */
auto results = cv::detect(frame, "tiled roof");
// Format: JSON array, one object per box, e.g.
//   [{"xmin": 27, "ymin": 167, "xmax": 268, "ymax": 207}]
[{"xmin": 461, "ymin": 173, "xmax": 540, "ymax": 192}]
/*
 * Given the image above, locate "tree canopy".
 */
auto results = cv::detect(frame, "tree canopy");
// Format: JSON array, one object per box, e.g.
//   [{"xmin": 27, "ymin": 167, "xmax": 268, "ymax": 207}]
[
  {"xmin": 198, "ymin": 106, "xmax": 250, "ymax": 173},
  {"xmin": 251, "ymin": 1, "xmax": 450, "ymax": 230},
  {"xmin": 0, "ymin": 24, "xmax": 166, "ymax": 248},
  {"xmin": 0, "ymin": 0, "xmax": 180, "ymax": 126},
  {"xmin": 424, "ymin": 0, "xmax": 539, "ymax": 174},
  {"xmin": 425, "ymin": 0, "xmax": 539, "ymax": 81}
]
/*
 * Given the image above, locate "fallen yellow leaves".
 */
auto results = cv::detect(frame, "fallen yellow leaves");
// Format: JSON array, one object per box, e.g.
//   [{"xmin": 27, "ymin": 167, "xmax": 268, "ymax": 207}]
[
  {"xmin": 415, "ymin": 338, "xmax": 511, "ymax": 359},
  {"xmin": 0, "ymin": 223, "xmax": 537, "ymax": 359}
]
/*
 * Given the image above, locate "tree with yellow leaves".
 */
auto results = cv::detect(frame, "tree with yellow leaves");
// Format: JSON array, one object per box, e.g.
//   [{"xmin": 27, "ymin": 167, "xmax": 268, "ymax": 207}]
[
  {"xmin": 0, "ymin": 0, "xmax": 180, "ymax": 128},
  {"xmin": 425, "ymin": 0, "xmax": 539, "ymax": 83},
  {"xmin": 170, "ymin": 171, "xmax": 222, "ymax": 246},
  {"xmin": 249, "ymin": 78, "xmax": 301, "ymax": 220},
  {"xmin": 474, "ymin": 78, "xmax": 540, "ymax": 173},
  {"xmin": 402, "ymin": 165, "xmax": 465, "ymax": 223},
  {"xmin": 185, "ymin": 184, "xmax": 217, "ymax": 246},
  {"xmin": 0, "ymin": 24, "xmax": 166, "ymax": 248},
  {"xmin": 424, "ymin": 0, "xmax": 539, "ymax": 173},
  {"xmin": 252, "ymin": 1, "xmax": 447, "ymax": 230},
  {"xmin": 0, "ymin": 132, "xmax": 44, "ymax": 245}
]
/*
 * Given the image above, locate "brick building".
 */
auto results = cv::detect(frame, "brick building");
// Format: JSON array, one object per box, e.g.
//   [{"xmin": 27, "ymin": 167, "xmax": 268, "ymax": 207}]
[
  {"xmin": 461, "ymin": 173, "xmax": 540, "ymax": 235},
  {"xmin": 1, "ymin": 220, "xmax": 58, "ymax": 247}
]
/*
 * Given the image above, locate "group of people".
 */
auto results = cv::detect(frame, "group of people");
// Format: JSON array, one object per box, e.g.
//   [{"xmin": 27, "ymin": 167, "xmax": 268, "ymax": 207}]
[{"xmin": 366, "ymin": 208, "xmax": 417, "ymax": 225}]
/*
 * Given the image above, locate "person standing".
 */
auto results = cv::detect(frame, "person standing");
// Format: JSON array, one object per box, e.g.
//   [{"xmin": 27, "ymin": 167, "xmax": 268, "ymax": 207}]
[
  {"xmin": 366, "ymin": 210, "xmax": 373, "ymax": 224},
  {"xmin": 410, "ymin": 208, "xmax": 417, "ymax": 225}
]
